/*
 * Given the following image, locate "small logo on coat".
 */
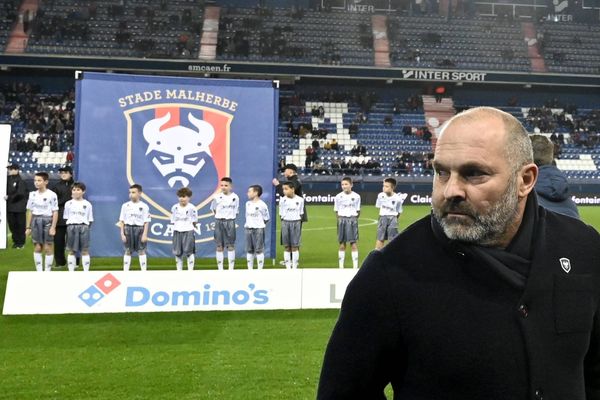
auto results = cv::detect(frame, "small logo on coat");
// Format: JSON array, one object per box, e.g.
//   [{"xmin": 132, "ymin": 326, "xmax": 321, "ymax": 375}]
[{"xmin": 559, "ymin": 257, "xmax": 571, "ymax": 273}]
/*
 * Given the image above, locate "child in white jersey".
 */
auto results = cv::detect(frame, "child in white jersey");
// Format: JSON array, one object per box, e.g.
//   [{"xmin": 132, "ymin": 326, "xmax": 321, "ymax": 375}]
[
  {"xmin": 171, "ymin": 187, "xmax": 198, "ymax": 271},
  {"xmin": 334, "ymin": 177, "xmax": 361, "ymax": 268},
  {"xmin": 279, "ymin": 182, "xmax": 304, "ymax": 269},
  {"xmin": 210, "ymin": 177, "xmax": 239, "ymax": 270},
  {"xmin": 375, "ymin": 178, "xmax": 404, "ymax": 250},
  {"xmin": 244, "ymin": 185, "xmax": 270, "ymax": 269},
  {"xmin": 26, "ymin": 172, "xmax": 59, "ymax": 272},
  {"xmin": 118, "ymin": 184, "xmax": 151, "ymax": 271},
  {"xmin": 63, "ymin": 182, "xmax": 94, "ymax": 271}
]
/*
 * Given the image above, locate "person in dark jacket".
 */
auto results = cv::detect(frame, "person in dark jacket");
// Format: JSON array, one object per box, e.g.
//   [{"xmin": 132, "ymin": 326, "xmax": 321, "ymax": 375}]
[
  {"xmin": 51, "ymin": 165, "xmax": 74, "ymax": 267},
  {"xmin": 530, "ymin": 134, "xmax": 579, "ymax": 219},
  {"xmin": 5, "ymin": 164, "xmax": 28, "ymax": 248},
  {"xmin": 318, "ymin": 107, "xmax": 600, "ymax": 400}
]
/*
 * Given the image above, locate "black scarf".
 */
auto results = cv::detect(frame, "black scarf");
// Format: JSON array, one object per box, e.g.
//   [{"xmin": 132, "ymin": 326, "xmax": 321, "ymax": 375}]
[{"xmin": 432, "ymin": 194, "xmax": 539, "ymax": 290}]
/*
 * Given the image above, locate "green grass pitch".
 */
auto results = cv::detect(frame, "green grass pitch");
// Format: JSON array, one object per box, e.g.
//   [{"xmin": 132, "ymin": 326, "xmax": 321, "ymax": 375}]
[{"xmin": 1, "ymin": 205, "xmax": 600, "ymax": 399}]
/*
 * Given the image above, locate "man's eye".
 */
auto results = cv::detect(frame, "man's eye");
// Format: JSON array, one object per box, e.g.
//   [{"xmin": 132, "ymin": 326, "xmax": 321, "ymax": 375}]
[{"xmin": 467, "ymin": 170, "xmax": 487, "ymax": 178}]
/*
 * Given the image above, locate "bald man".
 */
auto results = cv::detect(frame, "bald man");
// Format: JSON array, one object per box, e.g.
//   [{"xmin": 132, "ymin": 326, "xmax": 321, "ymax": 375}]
[{"xmin": 318, "ymin": 107, "xmax": 600, "ymax": 400}]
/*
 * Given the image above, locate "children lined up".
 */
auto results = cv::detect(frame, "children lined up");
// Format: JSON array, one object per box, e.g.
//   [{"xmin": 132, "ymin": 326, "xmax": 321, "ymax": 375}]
[{"xmin": 24, "ymin": 174, "xmax": 406, "ymax": 272}]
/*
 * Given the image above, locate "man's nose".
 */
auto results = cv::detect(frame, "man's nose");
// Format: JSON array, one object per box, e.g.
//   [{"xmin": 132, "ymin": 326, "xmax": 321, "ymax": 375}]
[{"xmin": 444, "ymin": 173, "xmax": 466, "ymax": 201}]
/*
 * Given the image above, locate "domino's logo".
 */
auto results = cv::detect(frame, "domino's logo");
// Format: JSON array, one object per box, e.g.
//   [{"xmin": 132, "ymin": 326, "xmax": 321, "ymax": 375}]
[{"xmin": 79, "ymin": 273, "xmax": 121, "ymax": 307}]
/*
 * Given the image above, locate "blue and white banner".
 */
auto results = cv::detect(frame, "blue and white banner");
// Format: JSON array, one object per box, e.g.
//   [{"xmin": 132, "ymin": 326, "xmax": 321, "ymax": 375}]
[
  {"xmin": 2, "ymin": 269, "xmax": 358, "ymax": 315},
  {"xmin": 75, "ymin": 73, "xmax": 278, "ymax": 257}
]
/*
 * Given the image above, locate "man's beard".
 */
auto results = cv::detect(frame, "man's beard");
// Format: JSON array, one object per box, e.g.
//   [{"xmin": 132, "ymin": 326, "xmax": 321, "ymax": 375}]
[{"xmin": 432, "ymin": 175, "xmax": 520, "ymax": 247}]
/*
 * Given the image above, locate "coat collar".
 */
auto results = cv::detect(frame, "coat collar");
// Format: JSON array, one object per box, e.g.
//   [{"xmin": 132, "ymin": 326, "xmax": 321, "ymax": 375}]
[{"xmin": 431, "ymin": 194, "xmax": 541, "ymax": 290}]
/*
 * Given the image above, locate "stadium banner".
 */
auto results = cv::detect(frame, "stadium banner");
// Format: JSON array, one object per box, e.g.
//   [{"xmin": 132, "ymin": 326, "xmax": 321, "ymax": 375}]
[
  {"xmin": 74, "ymin": 72, "xmax": 278, "ymax": 258},
  {"xmin": 0, "ymin": 124, "xmax": 11, "ymax": 249},
  {"xmin": 301, "ymin": 269, "xmax": 358, "ymax": 309},
  {"xmin": 2, "ymin": 269, "xmax": 358, "ymax": 315},
  {"xmin": 3, "ymin": 55, "xmax": 600, "ymax": 88}
]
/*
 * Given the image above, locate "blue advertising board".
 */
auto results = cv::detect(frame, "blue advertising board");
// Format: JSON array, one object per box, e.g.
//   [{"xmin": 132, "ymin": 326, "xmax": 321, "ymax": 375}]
[{"xmin": 75, "ymin": 72, "xmax": 278, "ymax": 258}]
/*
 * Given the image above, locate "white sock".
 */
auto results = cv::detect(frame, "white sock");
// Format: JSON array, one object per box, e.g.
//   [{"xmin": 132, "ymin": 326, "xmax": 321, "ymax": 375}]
[
  {"xmin": 257, "ymin": 253, "xmax": 264, "ymax": 269},
  {"xmin": 292, "ymin": 251, "xmax": 299, "ymax": 269},
  {"xmin": 227, "ymin": 250, "xmax": 236, "ymax": 270},
  {"xmin": 246, "ymin": 253, "xmax": 254, "ymax": 269},
  {"xmin": 67, "ymin": 254, "xmax": 76, "ymax": 272},
  {"xmin": 216, "ymin": 251, "xmax": 224, "ymax": 270},
  {"xmin": 44, "ymin": 255, "xmax": 54, "ymax": 271},
  {"xmin": 139, "ymin": 255, "xmax": 147, "ymax": 271},
  {"xmin": 187, "ymin": 254, "xmax": 195, "ymax": 271},
  {"xmin": 123, "ymin": 254, "xmax": 131, "ymax": 271},
  {"xmin": 284, "ymin": 251, "xmax": 291, "ymax": 269},
  {"xmin": 34, "ymin": 253, "xmax": 43, "ymax": 272},
  {"xmin": 82, "ymin": 255, "xmax": 91, "ymax": 272},
  {"xmin": 338, "ymin": 250, "xmax": 345, "ymax": 268},
  {"xmin": 352, "ymin": 250, "xmax": 359, "ymax": 269},
  {"xmin": 176, "ymin": 257, "xmax": 183, "ymax": 271}
]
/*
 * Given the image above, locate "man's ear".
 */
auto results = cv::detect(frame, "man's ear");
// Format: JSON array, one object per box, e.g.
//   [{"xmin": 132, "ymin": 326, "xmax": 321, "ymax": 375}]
[{"xmin": 518, "ymin": 163, "xmax": 538, "ymax": 198}]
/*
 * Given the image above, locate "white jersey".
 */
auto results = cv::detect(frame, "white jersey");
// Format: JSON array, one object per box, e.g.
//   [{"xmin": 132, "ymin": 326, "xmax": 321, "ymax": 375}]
[
  {"xmin": 119, "ymin": 201, "xmax": 151, "ymax": 226},
  {"xmin": 64, "ymin": 199, "xmax": 94, "ymax": 225},
  {"xmin": 376, "ymin": 192, "xmax": 404, "ymax": 216},
  {"xmin": 27, "ymin": 189, "xmax": 59, "ymax": 217},
  {"xmin": 210, "ymin": 192, "xmax": 239, "ymax": 220},
  {"xmin": 279, "ymin": 195, "xmax": 304, "ymax": 221},
  {"xmin": 245, "ymin": 199, "xmax": 270, "ymax": 228},
  {"xmin": 170, "ymin": 203, "xmax": 197, "ymax": 232},
  {"xmin": 334, "ymin": 191, "xmax": 361, "ymax": 217}
]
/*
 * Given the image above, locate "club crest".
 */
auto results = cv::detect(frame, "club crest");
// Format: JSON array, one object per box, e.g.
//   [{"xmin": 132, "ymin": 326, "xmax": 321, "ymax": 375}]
[
  {"xmin": 124, "ymin": 104, "xmax": 232, "ymax": 244},
  {"xmin": 559, "ymin": 257, "xmax": 571, "ymax": 273}
]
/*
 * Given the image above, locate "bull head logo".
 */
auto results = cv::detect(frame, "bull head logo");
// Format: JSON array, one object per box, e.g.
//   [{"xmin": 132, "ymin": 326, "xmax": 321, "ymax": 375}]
[{"xmin": 142, "ymin": 112, "xmax": 215, "ymax": 187}]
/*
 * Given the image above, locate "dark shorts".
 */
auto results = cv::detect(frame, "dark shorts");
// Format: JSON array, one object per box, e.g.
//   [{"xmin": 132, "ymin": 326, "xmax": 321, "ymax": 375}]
[
  {"xmin": 377, "ymin": 215, "xmax": 398, "ymax": 241},
  {"xmin": 173, "ymin": 230, "xmax": 195, "ymax": 258},
  {"xmin": 337, "ymin": 216, "xmax": 359, "ymax": 243},
  {"xmin": 281, "ymin": 220, "xmax": 302, "ymax": 247},
  {"xmin": 31, "ymin": 215, "xmax": 53, "ymax": 245},
  {"xmin": 124, "ymin": 225, "xmax": 147, "ymax": 253},
  {"xmin": 245, "ymin": 228, "xmax": 265, "ymax": 254},
  {"xmin": 214, "ymin": 219, "xmax": 236, "ymax": 247},
  {"xmin": 66, "ymin": 224, "xmax": 90, "ymax": 252}
]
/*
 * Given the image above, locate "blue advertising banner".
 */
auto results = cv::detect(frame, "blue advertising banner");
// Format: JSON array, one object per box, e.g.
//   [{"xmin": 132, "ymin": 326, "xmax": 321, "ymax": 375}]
[{"xmin": 75, "ymin": 72, "xmax": 278, "ymax": 258}]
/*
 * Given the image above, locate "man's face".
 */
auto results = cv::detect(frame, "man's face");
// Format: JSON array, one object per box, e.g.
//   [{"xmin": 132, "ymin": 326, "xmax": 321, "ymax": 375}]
[
  {"xmin": 341, "ymin": 180, "xmax": 352, "ymax": 193},
  {"xmin": 129, "ymin": 188, "xmax": 141, "ymax": 202},
  {"xmin": 220, "ymin": 181, "xmax": 231, "ymax": 194},
  {"xmin": 7, "ymin": 168, "xmax": 18, "ymax": 176},
  {"xmin": 59, "ymin": 171, "xmax": 72, "ymax": 181},
  {"xmin": 431, "ymin": 117, "xmax": 520, "ymax": 246},
  {"xmin": 284, "ymin": 168, "xmax": 295, "ymax": 178},
  {"xmin": 247, "ymin": 188, "xmax": 257, "ymax": 200}
]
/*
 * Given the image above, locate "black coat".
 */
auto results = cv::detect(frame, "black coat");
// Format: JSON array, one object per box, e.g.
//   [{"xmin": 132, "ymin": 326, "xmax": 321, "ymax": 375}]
[
  {"xmin": 318, "ymin": 206, "xmax": 600, "ymax": 399},
  {"xmin": 6, "ymin": 174, "xmax": 28, "ymax": 213},
  {"xmin": 51, "ymin": 178, "xmax": 74, "ymax": 226}
]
